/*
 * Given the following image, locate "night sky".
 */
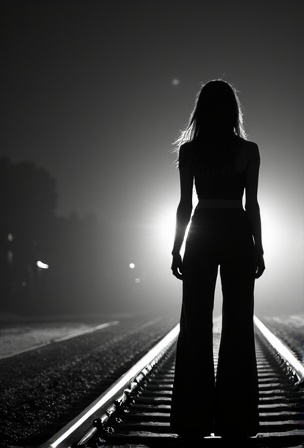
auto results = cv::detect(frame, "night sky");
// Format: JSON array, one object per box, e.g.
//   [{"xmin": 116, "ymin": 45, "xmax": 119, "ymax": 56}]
[{"xmin": 1, "ymin": 0, "xmax": 304, "ymax": 316}]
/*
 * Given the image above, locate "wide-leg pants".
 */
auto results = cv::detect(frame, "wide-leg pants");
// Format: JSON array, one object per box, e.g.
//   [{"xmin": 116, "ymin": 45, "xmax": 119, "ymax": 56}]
[{"xmin": 170, "ymin": 208, "xmax": 259, "ymax": 436}]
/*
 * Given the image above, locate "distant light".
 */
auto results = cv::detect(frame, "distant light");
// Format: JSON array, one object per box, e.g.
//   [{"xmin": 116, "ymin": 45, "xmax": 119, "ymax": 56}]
[
  {"xmin": 135, "ymin": 278, "xmax": 141, "ymax": 283},
  {"xmin": 8, "ymin": 233, "xmax": 13, "ymax": 242},
  {"xmin": 8, "ymin": 250, "xmax": 13, "ymax": 264},
  {"xmin": 129, "ymin": 263, "xmax": 135, "ymax": 269},
  {"xmin": 37, "ymin": 260, "xmax": 49, "ymax": 269},
  {"xmin": 172, "ymin": 78, "xmax": 180, "ymax": 86}
]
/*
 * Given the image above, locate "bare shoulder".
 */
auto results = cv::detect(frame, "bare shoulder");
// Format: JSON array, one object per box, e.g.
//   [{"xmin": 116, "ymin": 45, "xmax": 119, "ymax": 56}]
[
  {"xmin": 178, "ymin": 142, "xmax": 194, "ymax": 167},
  {"xmin": 237, "ymin": 139, "xmax": 260, "ymax": 169},
  {"xmin": 242, "ymin": 140, "xmax": 259, "ymax": 156},
  {"xmin": 179, "ymin": 141, "xmax": 193, "ymax": 153}
]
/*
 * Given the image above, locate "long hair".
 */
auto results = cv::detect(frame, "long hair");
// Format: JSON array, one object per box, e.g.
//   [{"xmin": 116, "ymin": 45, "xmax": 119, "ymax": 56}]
[{"xmin": 174, "ymin": 79, "xmax": 247, "ymax": 174}]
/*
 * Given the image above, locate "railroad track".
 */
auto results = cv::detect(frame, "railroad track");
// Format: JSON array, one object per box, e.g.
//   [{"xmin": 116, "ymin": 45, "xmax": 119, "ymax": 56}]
[{"xmin": 40, "ymin": 317, "xmax": 304, "ymax": 448}]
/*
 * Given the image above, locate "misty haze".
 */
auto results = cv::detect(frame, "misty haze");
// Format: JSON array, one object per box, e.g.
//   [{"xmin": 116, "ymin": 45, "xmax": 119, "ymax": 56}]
[{"xmin": 0, "ymin": 1, "xmax": 303, "ymax": 446}]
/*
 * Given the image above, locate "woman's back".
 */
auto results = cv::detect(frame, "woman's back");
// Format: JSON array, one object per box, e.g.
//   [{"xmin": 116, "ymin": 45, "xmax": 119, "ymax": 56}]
[{"xmin": 179, "ymin": 137, "xmax": 257, "ymax": 203}]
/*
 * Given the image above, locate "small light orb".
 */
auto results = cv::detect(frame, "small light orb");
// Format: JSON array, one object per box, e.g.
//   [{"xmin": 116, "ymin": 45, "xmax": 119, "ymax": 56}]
[
  {"xmin": 172, "ymin": 78, "xmax": 180, "ymax": 86},
  {"xmin": 37, "ymin": 260, "xmax": 49, "ymax": 269},
  {"xmin": 129, "ymin": 263, "xmax": 135, "ymax": 269}
]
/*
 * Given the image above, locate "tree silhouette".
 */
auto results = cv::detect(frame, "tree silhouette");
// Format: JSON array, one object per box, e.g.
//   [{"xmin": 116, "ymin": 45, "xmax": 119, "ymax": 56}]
[
  {"xmin": 0, "ymin": 157, "xmax": 57, "ymax": 311},
  {"xmin": 0, "ymin": 156, "xmax": 140, "ymax": 316}
]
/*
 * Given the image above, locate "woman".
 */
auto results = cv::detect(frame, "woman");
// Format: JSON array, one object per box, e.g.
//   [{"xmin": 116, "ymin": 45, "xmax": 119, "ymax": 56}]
[{"xmin": 170, "ymin": 79, "xmax": 265, "ymax": 440}]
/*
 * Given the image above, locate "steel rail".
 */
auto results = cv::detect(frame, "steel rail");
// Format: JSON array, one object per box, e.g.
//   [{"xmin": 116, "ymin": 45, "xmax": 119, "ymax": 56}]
[
  {"xmin": 40, "ymin": 316, "xmax": 304, "ymax": 447},
  {"xmin": 39, "ymin": 323, "xmax": 180, "ymax": 448},
  {"xmin": 254, "ymin": 315, "xmax": 304, "ymax": 386}
]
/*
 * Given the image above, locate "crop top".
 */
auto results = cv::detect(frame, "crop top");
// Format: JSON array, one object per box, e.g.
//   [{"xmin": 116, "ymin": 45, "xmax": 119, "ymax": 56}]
[
  {"xmin": 179, "ymin": 141, "xmax": 246, "ymax": 201},
  {"xmin": 194, "ymin": 170, "xmax": 245, "ymax": 200}
]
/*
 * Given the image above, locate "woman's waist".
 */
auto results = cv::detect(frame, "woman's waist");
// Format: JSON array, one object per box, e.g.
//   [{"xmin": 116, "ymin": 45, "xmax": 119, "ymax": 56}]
[
  {"xmin": 195, "ymin": 199, "xmax": 243, "ymax": 210},
  {"xmin": 190, "ymin": 202, "xmax": 250, "ymax": 236}
]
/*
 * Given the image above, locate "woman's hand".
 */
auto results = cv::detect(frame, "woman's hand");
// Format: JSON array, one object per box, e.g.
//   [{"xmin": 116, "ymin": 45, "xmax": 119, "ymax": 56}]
[
  {"xmin": 255, "ymin": 252, "xmax": 265, "ymax": 279},
  {"xmin": 171, "ymin": 253, "xmax": 183, "ymax": 280}
]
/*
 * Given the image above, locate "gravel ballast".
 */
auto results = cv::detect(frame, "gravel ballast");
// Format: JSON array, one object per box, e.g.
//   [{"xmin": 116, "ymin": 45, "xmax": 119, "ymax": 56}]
[
  {"xmin": 2, "ymin": 312, "xmax": 303, "ymax": 447},
  {"xmin": 0, "ymin": 312, "xmax": 179, "ymax": 447}
]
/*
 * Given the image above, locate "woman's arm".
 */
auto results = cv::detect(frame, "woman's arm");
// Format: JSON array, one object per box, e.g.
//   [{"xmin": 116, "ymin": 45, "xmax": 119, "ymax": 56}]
[
  {"xmin": 245, "ymin": 142, "xmax": 265, "ymax": 278},
  {"xmin": 171, "ymin": 145, "xmax": 194, "ymax": 279}
]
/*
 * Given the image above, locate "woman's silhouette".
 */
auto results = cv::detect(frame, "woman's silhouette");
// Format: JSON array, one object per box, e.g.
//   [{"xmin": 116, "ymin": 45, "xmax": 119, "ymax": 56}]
[{"xmin": 170, "ymin": 79, "xmax": 265, "ymax": 440}]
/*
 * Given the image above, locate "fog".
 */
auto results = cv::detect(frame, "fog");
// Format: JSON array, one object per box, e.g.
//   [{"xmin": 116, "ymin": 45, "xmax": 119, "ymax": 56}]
[{"xmin": 1, "ymin": 0, "xmax": 303, "ymax": 319}]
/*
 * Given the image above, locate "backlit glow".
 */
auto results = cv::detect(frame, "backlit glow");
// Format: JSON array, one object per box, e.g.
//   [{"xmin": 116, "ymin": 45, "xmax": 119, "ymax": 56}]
[
  {"xmin": 261, "ymin": 201, "xmax": 289, "ymax": 263},
  {"xmin": 159, "ymin": 212, "xmax": 176, "ymax": 243}
]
